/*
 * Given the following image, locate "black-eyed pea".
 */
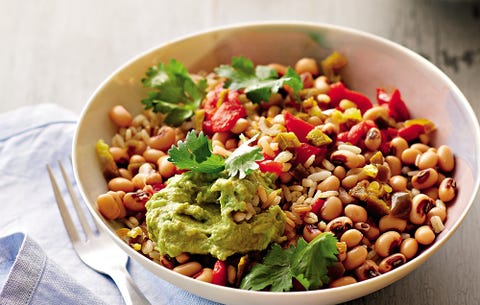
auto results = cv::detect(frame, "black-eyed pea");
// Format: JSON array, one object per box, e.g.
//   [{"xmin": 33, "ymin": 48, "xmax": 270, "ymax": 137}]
[
  {"xmin": 108, "ymin": 177, "xmax": 135, "ymax": 192},
  {"xmin": 401, "ymin": 147, "xmax": 422, "ymax": 165},
  {"xmin": 143, "ymin": 148, "xmax": 165, "ymax": 163},
  {"xmin": 131, "ymin": 173, "xmax": 146, "ymax": 189},
  {"xmin": 123, "ymin": 190, "xmax": 150, "ymax": 211},
  {"xmin": 389, "ymin": 175, "xmax": 408, "ymax": 192},
  {"xmin": 411, "ymin": 168, "xmax": 438, "ymax": 190},
  {"xmin": 230, "ymin": 118, "xmax": 249, "ymax": 134},
  {"xmin": 344, "ymin": 204, "xmax": 368, "ymax": 223},
  {"xmin": 325, "ymin": 216, "xmax": 353, "ymax": 238},
  {"xmin": 378, "ymin": 215, "xmax": 407, "ymax": 233},
  {"xmin": 96, "ymin": 192, "xmax": 126, "ymax": 220},
  {"xmin": 145, "ymin": 172, "xmax": 162, "ymax": 185},
  {"xmin": 194, "ymin": 268, "xmax": 213, "ymax": 283},
  {"xmin": 175, "ymin": 253, "xmax": 190, "ymax": 264},
  {"xmin": 437, "ymin": 145, "xmax": 455, "ymax": 172},
  {"xmin": 303, "ymin": 224, "xmax": 322, "ymax": 243},
  {"xmin": 333, "ymin": 166, "xmax": 346, "ymax": 180},
  {"xmin": 328, "ymin": 276, "xmax": 357, "ymax": 288},
  {"xmin": 364, "ymin": 127, "xmax": 382, "ymax": 151},
  {"xmin": 343, "ymin": 245, "xmax": 368, "ymax": 270},
  {"xmin": 341, "ymin": 175, "xmax": 359, "ymax": 189},
  {"xmin": 157, "ymin": 155, "xmax": 176, "ymax": 179},
  {"xmin": 415, "ymin": 150, "xmax": 438, "ymax": 169},
  {"xmin": 385, "ymin": 156, "xmax": 402, "ymax": 176},
  {"xmin": 149, "ymin": 126, "xmax": 176, "ymax": 151},
  {"xmin": 438, "ymin": 177, "xmax": 456, "ymax": 202},
  {"xmin": 409, "ymin": 194, "xmax": 435, "ymax": 225},
  {"xmin": 363, "ymin": 106, "xmax": 388, "ymax": 122},
  {"xmin": 317, "ymin": 175, "xmax": 341, "ymax": 192},
  {"xmin": 109, "ymin": 146, "xmax": 129, "ymax": 163},
  {"xmin": 354, "ymin": 260, "xmax": 381, "ymax": 281},
  {"xmin": 331, "ymin": 150, "xmax": 363, "ymax": 169},
  {"xmin": 411, "ymin": 143, "xmax": 430, "ymax": 153},
  {"xmin": 338, "ymin": 187, "xmax": 355, "ymax": 205},
  {"xmin": 294, "ymin": 57, "xmax": 319, "ymax": 75},
  {"xmin": 400, "ymin": 237, "xmax": 418, "ymax": 259},
  {"xmin": 173, "ymin": 261, "xmax": 203, "ymax": 277},
  {"xmin": 390, "ymin": 137, "xmax": 409, "ymax": 160},
  {"xmin": 320, "ymin": 196, "xmax": 343, "ymax": 221},
  {"xmin": 227, "ymin": 265, "xmax": 237, "ymax": 285},
  {"xmin": 415, "ymin": 225, "xmax": 436, "ymax": 245},
  {"xmin": 118, "ymin": 168, "xmax": 133, "ymax": 180},
  {"xmin": 378, "ymin": 253, "xmax": 406, "ymax": 273},
  {"xmin": 374, "ymin": 231, "xmax": 402, "ymax": 257},
  {"xmin": 364, "ymin": 223, "xmax": 380, "ymax": 241},
  {"xmin": 340, "ymin": 229, "xmax": 363, "ymax": 249},
  {"xmin": 109, "ymin": 105, "xmax": 132, "ymax": 127}
]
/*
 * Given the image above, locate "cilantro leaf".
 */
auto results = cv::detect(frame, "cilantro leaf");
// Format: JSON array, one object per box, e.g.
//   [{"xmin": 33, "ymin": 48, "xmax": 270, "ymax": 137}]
[
  {"xmin": 215, "ymin": 56, "xmax": 303, "ymax": 104},
  {"xmin": 225, "ymin": 134, "xmax": 264, "ymax": 179},
  {"xmin": 167, "ymin": 131, "xmax": 225, "ymax": 173},
  {"xmin": 141, "ymin": 59, "xmax": 207, "ymax": 126},
  {"xmin": 240, "ymin": 233, "xmax": 338, "ymax": 292}
]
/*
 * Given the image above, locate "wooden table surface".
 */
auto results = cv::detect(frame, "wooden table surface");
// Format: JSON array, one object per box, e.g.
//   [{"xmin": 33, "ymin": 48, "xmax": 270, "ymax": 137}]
[{"xmin": 1, "ymin": 1, "xmax": 479, "ymax": 304}]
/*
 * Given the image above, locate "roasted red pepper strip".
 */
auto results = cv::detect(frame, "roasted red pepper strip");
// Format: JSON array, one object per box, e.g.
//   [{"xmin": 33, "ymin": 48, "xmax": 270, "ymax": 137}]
[
  {"xmin": 294, "ymin": 143, "xmax": 327, "ymax": 165},
  {"xmin": 284, "ymin": 111, "xmax": 315, "ymax": 143},
  {"xmin": 310, "ymin": 199, "xmax": 325, "ymax": 215},
  {"xmin": 203, "ymin": 87, "xmax": 246, "ymax": 133},
  {"xmin": 328, "ymin": 82, "xmax": 373, "ymax": 114},
  {"xmin": 398, "ymin": 124, "xmax": 424, "ymax": 142},
  {"xmin": 257, "ymin": 160, "xmax": 283, "ymax": 176},
  {"xmin": 211, "ymin": 260, "xmax": 228, "ymax": 286},
  {"xmin": 377, "ymin": 88, "xmax": 410, "ymax": 122}
]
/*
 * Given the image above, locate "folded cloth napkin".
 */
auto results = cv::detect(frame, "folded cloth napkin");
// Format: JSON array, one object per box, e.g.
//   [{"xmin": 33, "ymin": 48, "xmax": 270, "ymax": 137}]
[{"xmin": 0, "ymin": 104, "xmax": 219, "ymax": 305}]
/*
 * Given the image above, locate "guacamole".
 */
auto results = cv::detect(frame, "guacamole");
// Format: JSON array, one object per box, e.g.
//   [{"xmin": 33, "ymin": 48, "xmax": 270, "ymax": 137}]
[{"xmin": 145, "ymin": 170, "xmax": 286, "ymax": 260}]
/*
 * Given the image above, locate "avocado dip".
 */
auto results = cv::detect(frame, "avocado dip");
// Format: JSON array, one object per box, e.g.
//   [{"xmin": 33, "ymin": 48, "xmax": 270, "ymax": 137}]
[{"xmin": 145, "ymin": 170, "xmax": 286, "ymax": 261}]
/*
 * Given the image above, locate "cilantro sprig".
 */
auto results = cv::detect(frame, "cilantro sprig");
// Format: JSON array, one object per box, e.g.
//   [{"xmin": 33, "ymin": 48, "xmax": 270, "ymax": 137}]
[
  {"xmin": 167, "ymin": 131, "xmax": 264, "ymax": 178},
  {"xmin": 141, "ymin": 59, "xmax": 208, "ymax": 126},
  {"xmin": 215, "ymin": 56, "xmax": 303, "ymax": 104},
  {"xmin": 240, "ymin": 233, "xmax": 338, "ymax": 292}
]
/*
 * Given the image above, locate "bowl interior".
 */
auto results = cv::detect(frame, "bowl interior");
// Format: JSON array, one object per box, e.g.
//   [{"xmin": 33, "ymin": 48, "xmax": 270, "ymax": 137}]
[{"xmin": 72, "ymin": 22, "xmax": 480, "ymax": 305}]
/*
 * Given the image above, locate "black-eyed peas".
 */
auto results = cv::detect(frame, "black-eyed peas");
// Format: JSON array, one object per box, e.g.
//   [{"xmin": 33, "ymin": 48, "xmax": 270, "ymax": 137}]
[
  {"xmin": 437, "ymin": 145, "xmax": 455, "ymax": 172},
  {"xmin": 320, "ymin": 196, "xmax": 343, "ymax": 221},
  {"xmin": 303, "ymin": 224, "xmax": 322, "ymax": 243},
  {"xmin": 400, "ymin": 237, "xmax": 418, "ymax": 259},
  {"xmin": 390, "ymin": 137, "xmax": 409, "ymax": 160},
  {"xmin": 378, "ymin": 215, "xmax": 407, "ymax": 233},
  {"xmin": 328, "ymin": 276, "xmax": 357, "ymax": 288},
  {"xmin": 344, "ymin": 204, "xmax": 368, "ymax": 223},
  {"xmin": 409, "ymin": 194, "xmax": 435, "ymax": 225},
  {"xmin": 317, "ymin": 175, "xmax": 341, "ymax": 192},
  {"xmin": 96, "ymin": 191, "xmax": 126, "ymax": 220},
  {"xmin": 340, "ymin": 229, "xmax": 363, "ymax": 249},
  {"xmin": 109, "ymin": 105, "xmax": 133, "ymax": 127},
  {"xmin": 108, "ymin": 177, "xmax": 135, "ymax": 192},
  {"xmin": 374, "ymin": 231, "xmax": 402, "ymax": 257},
  {"xmin": 411, "ymin": 168, "xmax": 439, "ymax": 190},
  {"xmin": 414, "ymin": 225, "xmax": 436, "ymax": 245},
  {"xmin": 401, "ymin": 147, "xmax": 422, "ymax": 165},
  {"xmin": 173, "ymin": 261, "xmax": 203, "ymax": 277},
  {"xmin": 354, "ymin": 260, "xmax": 380, "ymax": 281},
  {"xmin": 157, "ymin": 155, "xmax": 176, "ymax": 178},
  {"xmin": 415, "ymin": 150, "xmax": 438, "ymax": 169},
  {"xmin": 385, "ymin": 155, "xmax": 402, "ymax": 176},
  {"xmin": 378, "ymin": 253, "xmax": 406, "ymax": 273},
  {"xmin": 194, "ymin": 268, "xmax": 213, "ymax": 283},
  {"xmin": 325, "ymin": 216, "xmax": 353, "ymax": 238},
  {"xmin": 438, "ymin": 177, "xmax": 457, "ymax": 202},
  {"xmin": 343, "ymin": 245, "xmax": 368, "ymax": 270},
  {"xmin": 294, "ymin": 57, "xmax": 319, "ymax": 75},
  {"xmin": 427, "ymin": 206, "xmax": 447, "ymax": 222},
  {"xmin": 148, "ymin": 126, "xmax": 176, "ymax": 151},
  {"xmin": 389, "ymin": 175, "xmax": 408, "ymax": 192}
]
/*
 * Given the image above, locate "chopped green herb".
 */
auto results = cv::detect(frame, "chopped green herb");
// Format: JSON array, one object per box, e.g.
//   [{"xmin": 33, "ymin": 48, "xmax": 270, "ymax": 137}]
[
  {"xmin": 215, "ymin": 56, "xmax": 303, "ymax": 104},
  {"xmin": 240, "ymin": 233, "xmax": 338, "ymax": 292},
  {"xmin": 225, "ymin": 134, "xmax": 264, "ymax": 179},
  {"xmin": 141, "ymin": 59, "xmax": 208, "ymax": 126},
  {"xmin": 167, "ymin": 130, "xmax": 225, "ymax": 173}
]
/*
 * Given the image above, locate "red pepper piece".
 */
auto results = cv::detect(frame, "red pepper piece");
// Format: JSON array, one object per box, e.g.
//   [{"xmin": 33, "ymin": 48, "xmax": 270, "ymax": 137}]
[
  {"xmin": 336, "ymin": 131, "xmax": 349, "ymax": 143},
  {"xmin": 294, "ymin": 143, "xmax": 326, "ymax": 165},
  {"xmin": 257, "ymin": 160, "xmax": 283, "ymax": 176},
  {"xmin": 328, "ymin": 82, "xmax": 373, "ymax": 114},
  {"xmin": 203, "ymin": 87, "xmax": 246, "ymax": 133},
  {"xmin": 211, "ymin": 260, "xmax": 228, "ymax": 286},
  {"xmin": 377, "ymin": 88, "xmax": 410, "ymax": 122},
  {"xmin": 310, "ymin": 199, "xmax": 325, "ymax": 215},
  {"xmin": 346, "ymin": 120, "xmax": 377, "ymax": 146},
  {"xmin": 284, "ymin": 111, "xmax": 315, "ymax": 143},
  {"xmin": 398, "ymin": 124, "xmax": 424, "ymax": 142}
]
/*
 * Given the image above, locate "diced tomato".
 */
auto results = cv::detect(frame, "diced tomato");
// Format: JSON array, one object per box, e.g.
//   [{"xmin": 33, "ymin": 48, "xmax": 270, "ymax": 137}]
[
  {"xmin": 328, "ymin": 82, "xmax": 373, "ymax": 114},
  {"xmin": 311, "ymin": 199, "xmax": 325, "ymax": 215},
  {"xmin": 203, "ymin": 86, "xmax": 246, "ymax": 133},
  {"xmin": 346, "ymin": 120, "xmax": 377, "ymax": 146},
  {"xmin": 257, "ymin": 160, "xmax": 283, "ymax": 176},
  {"xmin": 377, "ymin": 88, "xmax": 410, "ymax": 122},
  {"xmin": 284, "ymin": 111, "xmax": 315, "ymax": 143},
  {"xmin": 211, "ymin": 260, "xmax": 228, "ymax": 286},
  {"xmin": 398, "ymin": 124, "xmax": 424, "ymax": 142}
]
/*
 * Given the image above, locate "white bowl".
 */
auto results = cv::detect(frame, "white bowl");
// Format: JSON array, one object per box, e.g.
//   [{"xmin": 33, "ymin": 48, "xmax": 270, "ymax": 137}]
[{"xmin": 72, "ymin": 22, "xmax": 480, "ymax": 305}]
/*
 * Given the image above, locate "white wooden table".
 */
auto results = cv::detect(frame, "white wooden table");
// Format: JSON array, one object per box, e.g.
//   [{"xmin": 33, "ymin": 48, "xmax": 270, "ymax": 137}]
[{"xmin": 1, "ymin": 1, "xmax": 479, "ymax": 304}]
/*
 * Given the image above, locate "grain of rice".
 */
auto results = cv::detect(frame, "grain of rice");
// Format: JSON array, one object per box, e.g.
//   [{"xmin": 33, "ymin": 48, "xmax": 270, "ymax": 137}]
[
  {"xmin": 252, "ymin": 195, "xmax": 260, "ymax": 206},
  {"xmin": 112, "ymin": 134, "xmax": 125, "ymax": 148},
  {"xmin": 338, "ymin": 144, "xmax": 362, "ymax": 154},
  {"xmin": 272, "ymin": 196, "xmax": 281, "ymax": 206},
  {"xmin": 257, "ymin": 185, "xmax": 268, "ymax": 203},
  {"xmin": 281, "ymin": 185, "xmax": 292, "ymax": 202},
  {"xmin": 304, "ymin": 155, "xmax": 316, "ymax": 168},
  {"xmin": 307, "ymin": 170, "xmax": 331, "ymax": 182},
  {"xmin": 318, "ymin": 221, "xmax": 327, "ymax": 231},
  {"xmin": 304, "ymin": 212, "xmax": 318, "ymax": 224},
  {"xmin": 307, "ymin": 185, "xmax": 316, "ymax": 198},
  {"xmin": 148, "ymin": 251, "xmax": 161, "ymax": 260},
  {"xmin": 282, "ymin": 162, "xmax": 292, "ymax": 172},
  {"xmin": 292, "ymin": 204, "xmax": 311, "ymax": 214},
  {"xmin": 302, "ymin": 178, "xmax": 315, "ymax": 188},
  {"xmin": 142, "ymin": 239, "xmax": 154, "ymax": 254},
  {"xmin": 430, "ymin": 216, "xmax": 445, "ymax": 233},
  {"xmin": 435, "ymin": 199, "xmax": 446, "ymax": 209},
  {"xmin": 321, "ymin": 158, "xmax": 335, "ymax": 171},
  {"xmin": 289, "ymin": 185, "xmax": 304, "ymax": 192},
  {"xmin": 275, "ymin": 151, "xmax": 294, "ymax": 163},
  {"xmin": 314, "ymin": 190, "xmax": 339, "ymax": 199},
  {"xmin": 295, "ymin": 195, "xmax": 306, "ymax": 205}
]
